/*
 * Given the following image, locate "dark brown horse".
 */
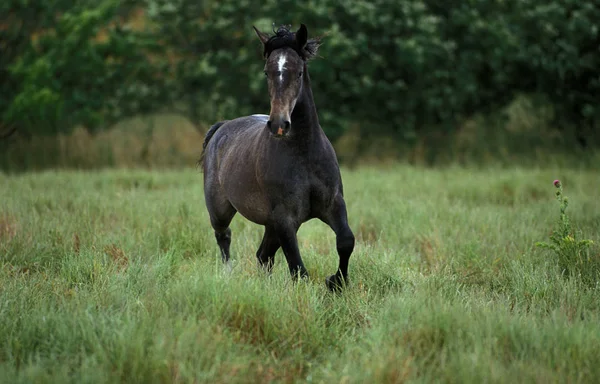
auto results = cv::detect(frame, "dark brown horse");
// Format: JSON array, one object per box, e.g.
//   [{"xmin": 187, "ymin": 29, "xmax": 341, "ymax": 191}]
[{"xmin": 201, "ymin": 24, "xmax": 355, "ymax": 291}]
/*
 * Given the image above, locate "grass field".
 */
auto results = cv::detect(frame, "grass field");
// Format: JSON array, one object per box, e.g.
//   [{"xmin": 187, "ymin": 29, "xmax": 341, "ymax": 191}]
[{"xmin": 1, "ymin": 165, "xmax": 599, "ymax": 383}]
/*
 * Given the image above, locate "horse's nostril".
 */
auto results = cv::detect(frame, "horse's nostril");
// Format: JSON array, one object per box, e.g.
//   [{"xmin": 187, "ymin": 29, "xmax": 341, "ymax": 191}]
[
  {"xmin": 267, "ymin": 120, "xmax": 272, "ymax": 129},
  {"xmin": 284, "ymin": 121, "xmax": 291, "ymax": 129}
]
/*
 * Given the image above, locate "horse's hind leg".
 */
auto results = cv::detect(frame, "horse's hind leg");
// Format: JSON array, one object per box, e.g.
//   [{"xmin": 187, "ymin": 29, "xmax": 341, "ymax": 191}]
[
  {"xmin": 206, "ymin": 195, "xmax": 237, "ymax": 263},
  {"xmin": 256, "ymin": 226, "xmax": 280, "ymax": 272},
  {"xmin": 323, "ymin": 194, "xmax": 355, "ymax": 291},
  {"xmin": 215, "ymin": 227, "xmax": 232, "ymax": 263}
]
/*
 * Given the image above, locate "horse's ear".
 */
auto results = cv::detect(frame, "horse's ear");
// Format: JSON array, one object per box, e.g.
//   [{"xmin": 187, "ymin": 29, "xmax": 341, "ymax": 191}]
[
  {"xmin": 296, "ymin": 24, "xmax": 308, "ymax": 49},
  {"xmin": 253, "ymin": 26, "xmax": 270, "ymax": 45}
]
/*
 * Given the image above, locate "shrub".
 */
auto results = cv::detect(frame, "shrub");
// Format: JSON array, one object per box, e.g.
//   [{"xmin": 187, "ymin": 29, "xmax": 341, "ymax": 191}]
[{"xmin": 536, "ymin": 179, "xmax": 598, "ymax": 287}]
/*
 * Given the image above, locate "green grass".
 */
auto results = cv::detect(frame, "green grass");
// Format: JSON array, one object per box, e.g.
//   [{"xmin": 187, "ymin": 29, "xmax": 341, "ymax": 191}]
[{"xmin": 1, "ymin": 165, "xmax": 599, "ymax": 383}]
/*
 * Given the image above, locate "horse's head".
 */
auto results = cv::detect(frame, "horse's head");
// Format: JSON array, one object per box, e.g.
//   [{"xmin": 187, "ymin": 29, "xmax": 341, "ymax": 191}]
[{"xmin": 253, "ymin": 24, "xmax": 321, "ymax": 137}]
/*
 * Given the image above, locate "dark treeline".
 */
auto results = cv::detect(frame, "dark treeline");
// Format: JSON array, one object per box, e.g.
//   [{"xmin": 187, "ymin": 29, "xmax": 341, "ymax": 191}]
[{"xmin": 1, "ymin": 0, "xmax": 599, "ymax": 154}]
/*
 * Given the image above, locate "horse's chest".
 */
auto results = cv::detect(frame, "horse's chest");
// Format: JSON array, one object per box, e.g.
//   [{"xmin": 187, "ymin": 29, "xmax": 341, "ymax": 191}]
[{"xmin": 307, "ymin": 173, "xmax": 338, "ymax": 211}]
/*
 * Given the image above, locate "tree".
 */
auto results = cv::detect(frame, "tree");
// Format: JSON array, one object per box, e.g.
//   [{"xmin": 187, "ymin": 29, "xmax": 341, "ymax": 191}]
[{"xmin": 1, "ymin": 0, "xmax": 167, "ymax": 136}]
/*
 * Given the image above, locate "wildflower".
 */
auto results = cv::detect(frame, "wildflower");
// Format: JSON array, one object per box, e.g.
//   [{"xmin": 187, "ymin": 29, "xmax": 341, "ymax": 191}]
[{"xmin": 537, "ymin": 179, "xmax": 596, "ymax": 286}]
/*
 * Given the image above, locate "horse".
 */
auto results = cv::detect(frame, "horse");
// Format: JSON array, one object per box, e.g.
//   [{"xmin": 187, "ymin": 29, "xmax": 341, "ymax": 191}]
[{"xmin": 200, "ymin": 24, "xmax": 355, "ymax": 291}]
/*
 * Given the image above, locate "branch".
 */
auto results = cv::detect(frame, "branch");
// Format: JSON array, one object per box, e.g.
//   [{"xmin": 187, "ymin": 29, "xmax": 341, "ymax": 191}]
[{"xmin": 0, "ymin": 124, "xmax": 18, "ymax": 139}]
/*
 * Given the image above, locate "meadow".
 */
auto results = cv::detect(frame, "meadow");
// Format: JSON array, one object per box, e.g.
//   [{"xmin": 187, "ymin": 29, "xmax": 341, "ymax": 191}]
[{"xmin": 1, "ymin": 164, "xmax": 599, "ymax": 383}]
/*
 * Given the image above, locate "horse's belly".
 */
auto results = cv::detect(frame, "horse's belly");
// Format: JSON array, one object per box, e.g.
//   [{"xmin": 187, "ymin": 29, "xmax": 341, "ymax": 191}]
[{"xmin": 229, "ymin": 192, "xmax": 271, "ymax": 225}]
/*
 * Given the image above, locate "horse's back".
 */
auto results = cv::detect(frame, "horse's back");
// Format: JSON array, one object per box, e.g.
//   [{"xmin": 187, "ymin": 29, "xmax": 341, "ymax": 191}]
[{"xmin": 203, "ymin": 114, "xmax": 267, "ymax": 159}]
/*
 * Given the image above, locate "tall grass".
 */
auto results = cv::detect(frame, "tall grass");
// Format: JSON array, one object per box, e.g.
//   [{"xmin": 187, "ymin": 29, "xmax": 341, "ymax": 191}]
[
  {"xmin": 0, "ymin": 114, "xmax": 205, "ymax": 172},
  {"xmin": 1, "ymin": 165, "xmax": 599, "ymax": 383},
  {"xmin": 2, "ymin": 97, "xmax": 599, "ymax": 172}
]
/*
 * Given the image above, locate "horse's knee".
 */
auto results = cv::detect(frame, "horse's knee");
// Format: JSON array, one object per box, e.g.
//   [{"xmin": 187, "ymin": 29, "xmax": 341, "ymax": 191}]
[
  {"xmin": 337, "ymin": 229, "xmax": 355, "ymax": 256},
  {"xmin": 215, "ymin": 228, "xmax": 231, "ymax": 243}
]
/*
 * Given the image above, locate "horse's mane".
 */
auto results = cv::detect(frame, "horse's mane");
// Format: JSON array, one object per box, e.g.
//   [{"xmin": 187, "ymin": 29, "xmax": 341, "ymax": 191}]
[{"xmin": 263, "ymin": 25, "xmax": 321, "ymax": 60}]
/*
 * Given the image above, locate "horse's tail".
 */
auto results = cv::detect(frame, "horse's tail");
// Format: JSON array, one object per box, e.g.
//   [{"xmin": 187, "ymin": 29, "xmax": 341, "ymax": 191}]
[{"xmin": 198, "ymin": 120, "xmax": 228, "ymax": 167}]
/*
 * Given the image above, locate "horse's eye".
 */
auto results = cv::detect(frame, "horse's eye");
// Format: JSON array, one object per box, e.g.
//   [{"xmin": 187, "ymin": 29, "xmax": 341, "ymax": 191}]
[
  {"xmin": 298, "ymin": 72, "xmax": 303, "ymax": 78},
  {"xmin": 263, "ymin": 71, "xmax": 267, "ymax": 76}
]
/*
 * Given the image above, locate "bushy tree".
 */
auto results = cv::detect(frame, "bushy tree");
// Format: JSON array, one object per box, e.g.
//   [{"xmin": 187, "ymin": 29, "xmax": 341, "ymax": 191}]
[
  {"xmin": 2, "ymin": 0, "xmax": 598, "ymax": 147},
  {"xmin": 1, "ymin": 0, "xmax": 167, "ymax": 136},
  {"xmin": 146, "ymin": 0, "xmax": 599, "ymax": 145},
  {"xmin": 510, "ymin": 0, "xmax": 600, "ymax": 147}
]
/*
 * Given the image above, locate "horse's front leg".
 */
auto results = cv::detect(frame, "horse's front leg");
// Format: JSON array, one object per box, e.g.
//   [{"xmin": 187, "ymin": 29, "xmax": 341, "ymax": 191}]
[
  {"xmin": 272, "ymin": 216, "xmax": 308, "ymax": 280},
  {"xmin": 323, "ymin": 194, "xmax": 355, "ymax": 291}
]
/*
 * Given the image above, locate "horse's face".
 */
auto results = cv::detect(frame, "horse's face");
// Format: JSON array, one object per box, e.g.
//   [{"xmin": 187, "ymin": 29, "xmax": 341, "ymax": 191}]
[
  {"xmin": 263, "ymin": 48, "xmax": 304, "ymax": 137},
  {"xmin": 254, "ymin": 24, "xmax": 314, "ymax": 137}
]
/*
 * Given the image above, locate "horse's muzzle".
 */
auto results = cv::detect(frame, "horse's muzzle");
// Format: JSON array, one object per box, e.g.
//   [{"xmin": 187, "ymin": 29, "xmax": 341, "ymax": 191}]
[{"xmin": 267, "ymin": 119, "xmax": 291, "ymax": 137}]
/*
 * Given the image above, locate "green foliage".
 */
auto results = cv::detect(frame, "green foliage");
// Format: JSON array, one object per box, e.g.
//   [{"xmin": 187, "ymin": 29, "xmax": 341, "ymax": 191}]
[
  {"xmin": 145, "ymin": 0, "xmax": 600, "ymax": 143},
  {"xmin": 1, "ymin": 166, "xmax": 600, "ymax": 382},
  {"xmin": 1, "ymin": 0, "xmax": 167, "ymax": 135},
  {"xmin": 1, "ymin": 0, "xmax": 599, "ymax": 146},
  {"xmin": 536, "ymin": 180, "xmax": 597, "ymax": 286},
  {"xmin": 509, "ymin": 1, "xmax": 600, "ymax": 146}
]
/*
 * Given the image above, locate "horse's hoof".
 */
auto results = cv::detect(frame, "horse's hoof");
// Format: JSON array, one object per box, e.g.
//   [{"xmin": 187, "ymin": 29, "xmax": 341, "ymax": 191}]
[
  {"xmin": 291, "ymin": 269, "xmax": 309, "ymax": 281},
  {"xmin": 326, "ymin": 274, "xmax": 346, "ymax": 292}
]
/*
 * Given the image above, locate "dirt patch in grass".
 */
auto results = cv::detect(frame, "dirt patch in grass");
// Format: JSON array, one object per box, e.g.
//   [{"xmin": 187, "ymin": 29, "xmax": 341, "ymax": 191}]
[
  {"xmin": 104, "ymin": 244, "xmax": 129, "ymax": 271},
  {"xmin": 0, "ymin": 214, "xmax": 18, "ymax": 242}
]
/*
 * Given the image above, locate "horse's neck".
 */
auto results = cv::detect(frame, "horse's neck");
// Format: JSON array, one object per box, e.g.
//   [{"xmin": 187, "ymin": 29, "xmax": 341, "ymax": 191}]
[{"xmin": 291, "ymin": 71, "xmax": 321, "ymax": 141}]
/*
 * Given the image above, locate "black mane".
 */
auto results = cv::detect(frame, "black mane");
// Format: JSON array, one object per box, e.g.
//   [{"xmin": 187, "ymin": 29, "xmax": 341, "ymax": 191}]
[{"xmin": 263, "ymin": 25, "xmax": 321, "ymax": 60}]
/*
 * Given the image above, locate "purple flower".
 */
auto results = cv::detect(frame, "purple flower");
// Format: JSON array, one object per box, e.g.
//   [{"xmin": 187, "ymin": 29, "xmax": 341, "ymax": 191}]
[{"xmin": 553, "ymin": 180, "xmax": 561, "ymax": 188}]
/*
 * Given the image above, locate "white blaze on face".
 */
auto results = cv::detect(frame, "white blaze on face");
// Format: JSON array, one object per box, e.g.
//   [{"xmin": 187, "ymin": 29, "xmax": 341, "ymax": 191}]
[{"xmin": 277, "ymin": 53, "xmax": 287, "ymax": 83}]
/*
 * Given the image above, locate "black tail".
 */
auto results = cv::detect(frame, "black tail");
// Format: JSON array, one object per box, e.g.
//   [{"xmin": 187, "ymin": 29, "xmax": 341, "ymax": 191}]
[{"xmin": 198, "ymin": 121, "xmax": 228, "ymax": 167}]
